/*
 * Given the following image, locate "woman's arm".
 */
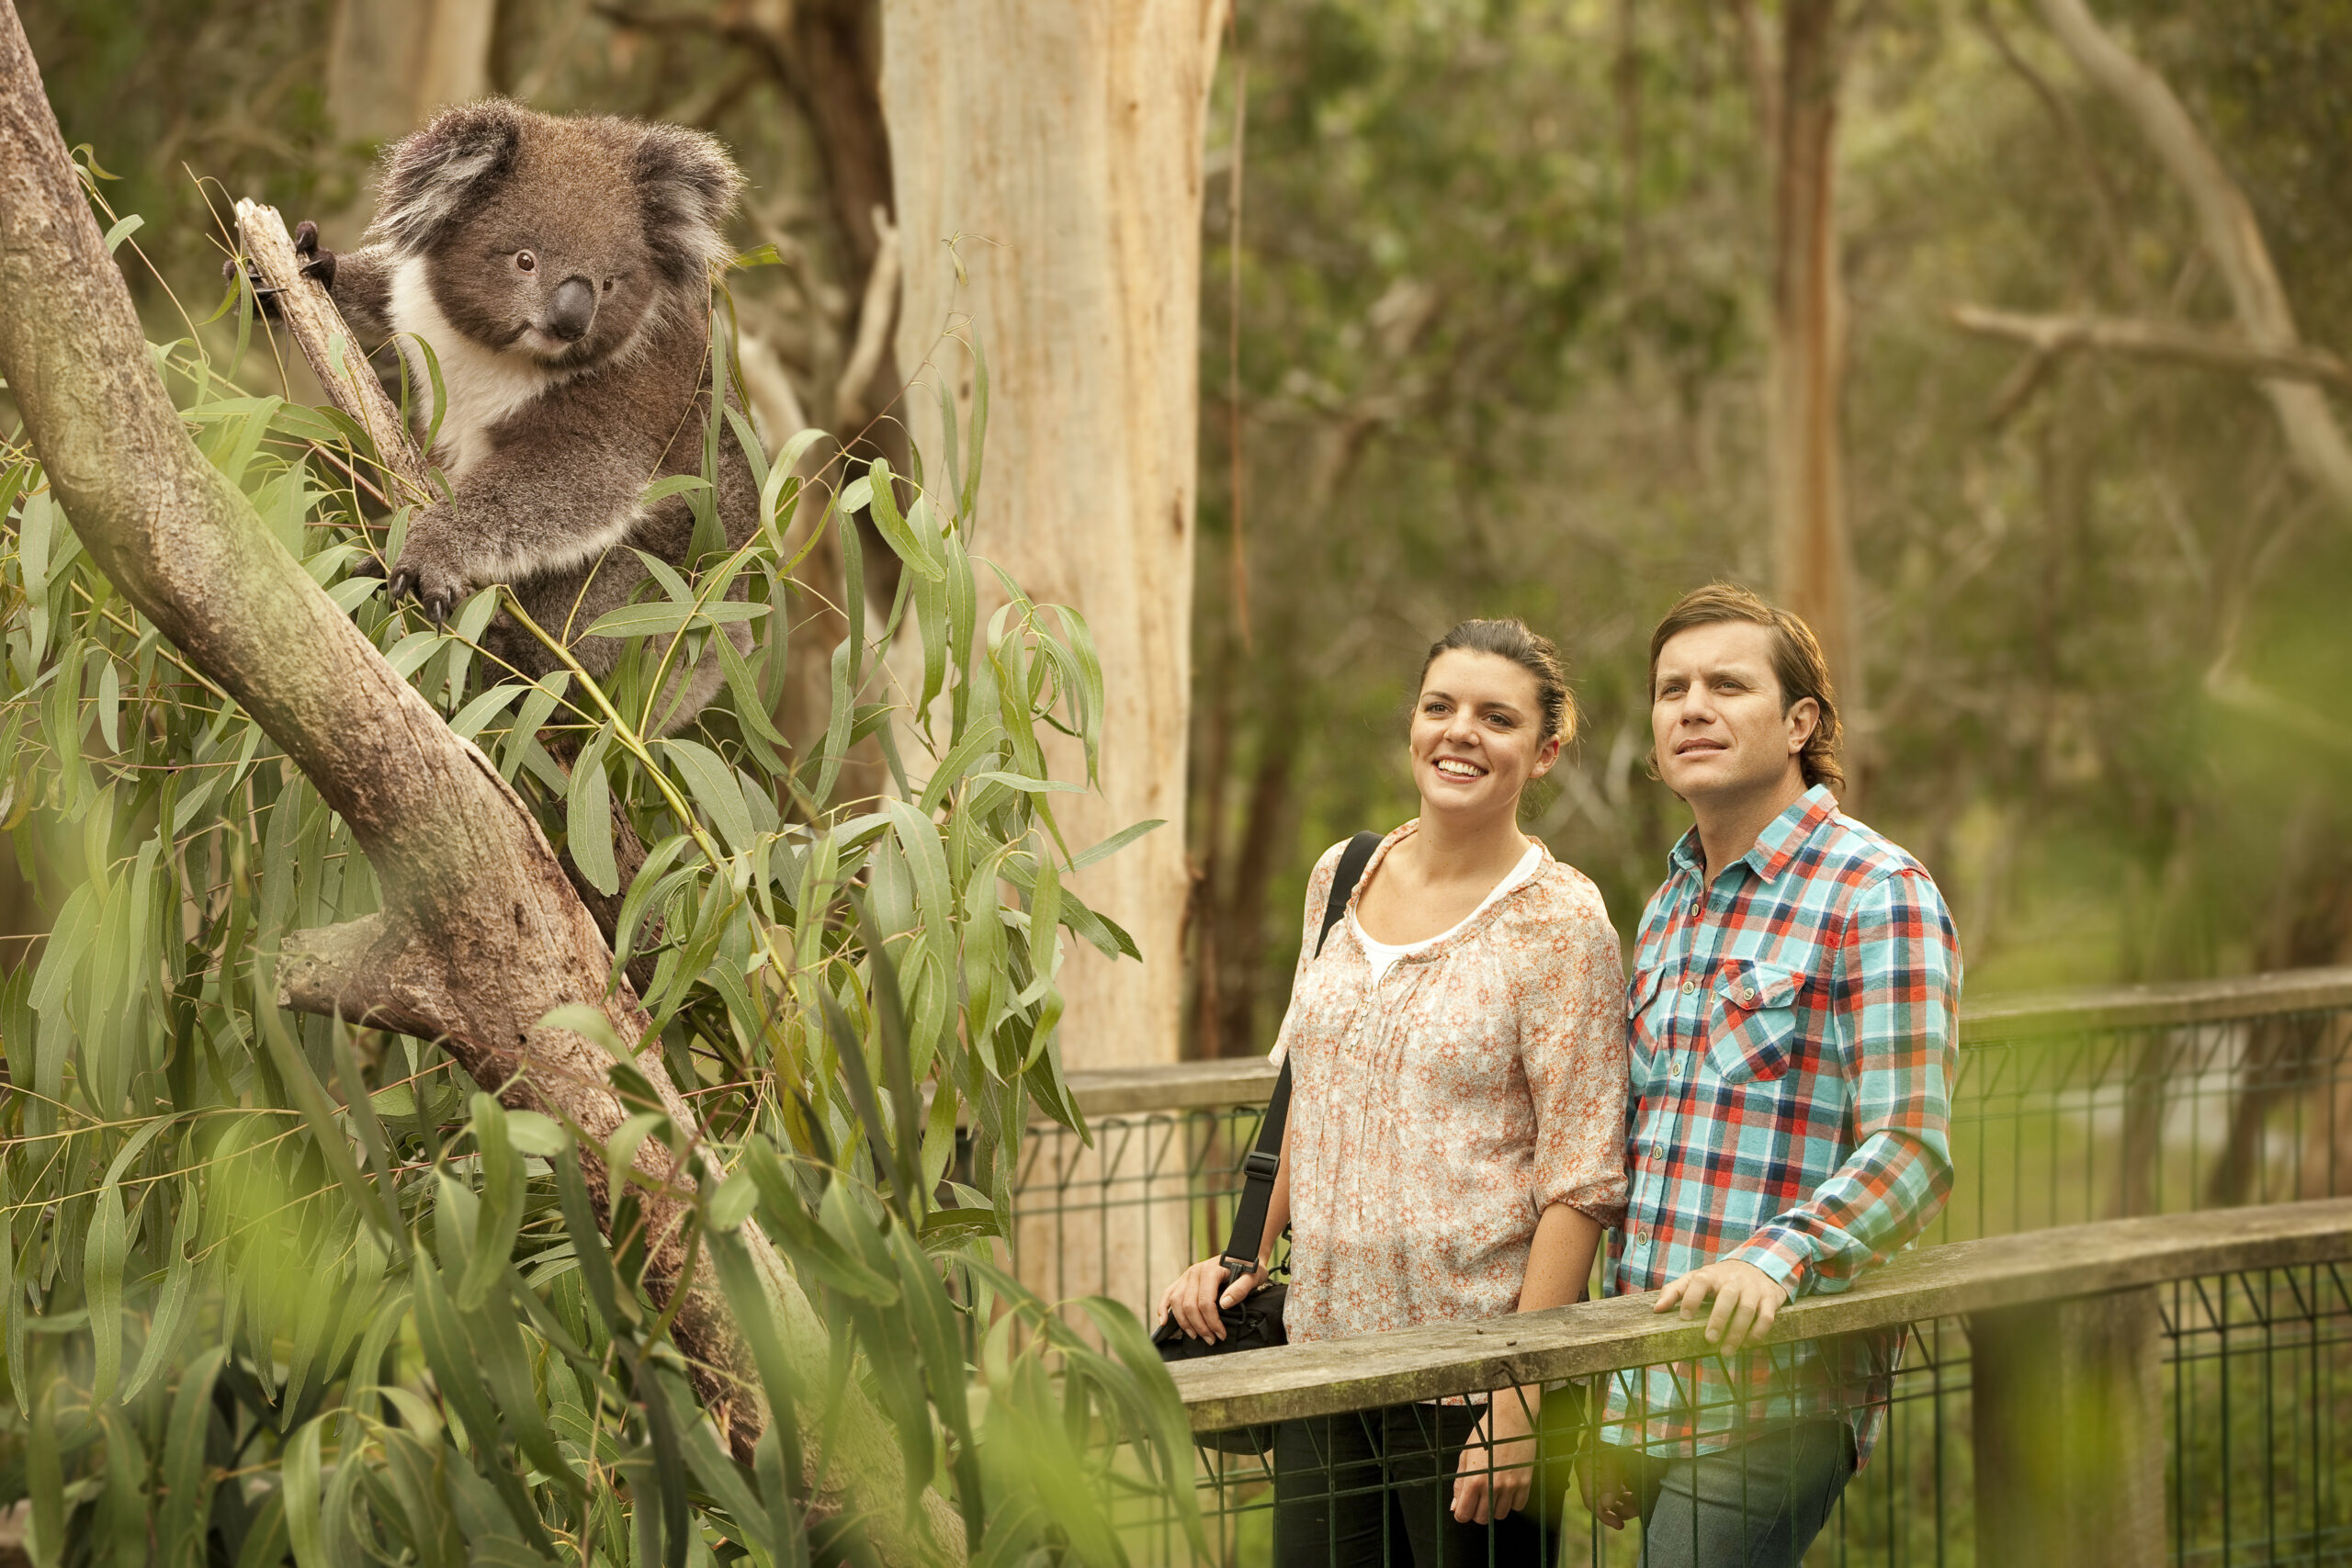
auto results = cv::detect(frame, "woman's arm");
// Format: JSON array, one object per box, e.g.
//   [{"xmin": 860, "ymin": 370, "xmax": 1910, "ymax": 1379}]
[
  {"xmin": 1157, "ymin": 1121, "xmax": 1293, "ymax": 1341},
  {"xmin": 1451, "ymin": 1201, "xmax": 1604, "ymax": 1522},
  {"xmin": 1518, "ymin": 1198, "xmax": 1605, "ymax": 1313},
  {"xmin": 1453, "ymin": 893, "xmax": 1623, "ymax": 1524}
]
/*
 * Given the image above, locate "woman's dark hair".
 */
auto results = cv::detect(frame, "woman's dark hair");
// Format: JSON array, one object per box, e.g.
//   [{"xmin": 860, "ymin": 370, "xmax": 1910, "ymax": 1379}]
[{"xmin": 1418, "ymin": 618, "xmax": 1577, "ymax": 745}]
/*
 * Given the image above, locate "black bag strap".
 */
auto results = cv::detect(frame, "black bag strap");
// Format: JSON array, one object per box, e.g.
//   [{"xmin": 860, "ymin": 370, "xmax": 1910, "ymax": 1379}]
[{"xmin": 1220, "ymin": 829, "xmax": 1383, "ymax": 1274}]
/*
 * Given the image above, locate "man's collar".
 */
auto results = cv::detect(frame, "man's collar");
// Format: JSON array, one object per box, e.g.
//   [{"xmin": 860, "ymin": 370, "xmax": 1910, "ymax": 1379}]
[
  {"xmin": 1668, "ymin": 784, "xmax": 1839, "ymax": 886},
  {"xmin": 1747, "ymin": 784, "xmax": 1838, "ymax": 881}
]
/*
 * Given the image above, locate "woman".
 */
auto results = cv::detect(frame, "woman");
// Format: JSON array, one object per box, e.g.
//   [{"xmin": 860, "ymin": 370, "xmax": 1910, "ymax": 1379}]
[{"xmin": 1159, "ymin": 619, "xmax": 1629, "ymax": 1566}]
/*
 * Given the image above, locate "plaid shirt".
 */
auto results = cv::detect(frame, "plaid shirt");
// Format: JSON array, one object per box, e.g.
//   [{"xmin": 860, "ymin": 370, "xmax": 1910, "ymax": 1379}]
[{"xmin": 1602, "ymin": 785, "xmax": 1960, "ymax": 1462}]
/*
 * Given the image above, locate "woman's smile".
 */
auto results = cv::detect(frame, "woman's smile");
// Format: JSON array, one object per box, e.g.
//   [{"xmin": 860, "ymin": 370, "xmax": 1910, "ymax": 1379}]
[{"xmin": 1408, "ymin": 649, "xmax": 1559, "ymax": 820}]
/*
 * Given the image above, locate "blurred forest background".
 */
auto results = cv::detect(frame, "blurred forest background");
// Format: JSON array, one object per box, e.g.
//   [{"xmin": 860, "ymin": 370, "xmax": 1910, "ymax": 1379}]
[{"xmin": 21, "ymin": 0, "xmax": 2352, "ymax": 1059}]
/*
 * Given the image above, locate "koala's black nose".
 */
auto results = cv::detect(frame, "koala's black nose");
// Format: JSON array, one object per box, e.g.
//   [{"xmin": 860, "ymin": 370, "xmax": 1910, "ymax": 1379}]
[{"xmin": 548, "ymin": 276, "xmax": 596, "ymax": 342}]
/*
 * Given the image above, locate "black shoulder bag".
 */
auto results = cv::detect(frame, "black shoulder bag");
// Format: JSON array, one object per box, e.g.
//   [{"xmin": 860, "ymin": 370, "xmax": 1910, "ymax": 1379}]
[{"xmin": 1153, "ymin": 830, "xmax": 1381, "ymax": 1448}]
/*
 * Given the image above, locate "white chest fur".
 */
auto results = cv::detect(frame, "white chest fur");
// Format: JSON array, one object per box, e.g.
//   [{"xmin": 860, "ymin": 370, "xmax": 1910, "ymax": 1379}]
[{"xmin": 385, "ymin": 256, "xmax": 563, "ymax": 481}]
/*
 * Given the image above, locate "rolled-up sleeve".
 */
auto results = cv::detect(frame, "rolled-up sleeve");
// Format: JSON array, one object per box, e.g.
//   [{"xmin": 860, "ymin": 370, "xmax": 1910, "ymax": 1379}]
[
  {"xmin": 1730, "ymin": 867, "xmax": 1960, "ymax": 1295},
  {"xmin": 1521, "ymin": 908, "xmax": 1630, "ymax": 1228}
]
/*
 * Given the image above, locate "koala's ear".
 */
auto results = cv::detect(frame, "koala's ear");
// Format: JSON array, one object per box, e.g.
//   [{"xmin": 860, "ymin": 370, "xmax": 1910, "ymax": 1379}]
[
  {"xmin": 373, "ymin": 101, "xmax": 526, "ymax": 254},
  {"xmin": 634, "ymin": 125, "xmax": 744, "ymax": 286}
]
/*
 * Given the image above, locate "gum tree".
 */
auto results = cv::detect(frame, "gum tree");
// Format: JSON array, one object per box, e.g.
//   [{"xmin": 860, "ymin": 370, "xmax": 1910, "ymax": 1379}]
[{"xmin": 0, "ymin": 6, "xmax": 1192, "ymax": 1562}]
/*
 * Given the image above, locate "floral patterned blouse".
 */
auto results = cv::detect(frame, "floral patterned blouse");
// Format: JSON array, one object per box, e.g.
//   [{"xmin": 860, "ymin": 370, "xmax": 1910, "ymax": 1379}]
[{"xmin": 1272, "ymin": 823, "xmax": 1631, "ymax": 1345}]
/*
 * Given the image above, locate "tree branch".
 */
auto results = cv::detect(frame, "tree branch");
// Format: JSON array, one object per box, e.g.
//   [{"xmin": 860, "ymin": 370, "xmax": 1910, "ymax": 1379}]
[
  {"xmin": 234, "ymin": 200, "xmax": 428, "ymax": 506},
  {"xmin": 832, "ymin": 202, "xmax": 900, "ymax": 429},
  {"xmin": 0, "ymin": 16, "xmax": 956, "ymax": 1562},
  {"xmin": 2033, "ymin": 0, "xmax": 2352, "ymax": 514},
  {"xmin": 1948, "ymin": 304, "xmax": 2352, "ymax": 396}
]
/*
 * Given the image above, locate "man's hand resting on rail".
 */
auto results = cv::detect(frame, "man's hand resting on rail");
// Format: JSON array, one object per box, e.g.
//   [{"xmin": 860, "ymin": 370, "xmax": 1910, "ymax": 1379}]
[{"xmin": 1654, "ymin": 1258, "xmax": 1791, "ymax": 1353}]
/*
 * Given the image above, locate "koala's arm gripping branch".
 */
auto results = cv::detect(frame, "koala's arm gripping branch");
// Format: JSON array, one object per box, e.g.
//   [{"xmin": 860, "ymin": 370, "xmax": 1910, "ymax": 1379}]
[
  {"xmin": 233, "ymin": 200, "xmax": 434, "ymax": 510},
  {"xmin": 0, "ymin": 13, "xmax": 959, "ymax": 1561}
]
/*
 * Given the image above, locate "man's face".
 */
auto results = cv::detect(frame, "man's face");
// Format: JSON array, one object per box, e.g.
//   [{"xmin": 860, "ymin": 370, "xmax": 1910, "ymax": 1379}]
[{"xmin": 1650, "ymin": 620, "xmax": 1817, "ymax": 807}]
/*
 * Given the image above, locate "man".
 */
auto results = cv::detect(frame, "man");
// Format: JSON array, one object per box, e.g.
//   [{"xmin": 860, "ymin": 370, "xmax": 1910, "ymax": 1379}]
[{"xmin": 1589, "ymin": 583, "xmax": 1960, "ymax": 1565}]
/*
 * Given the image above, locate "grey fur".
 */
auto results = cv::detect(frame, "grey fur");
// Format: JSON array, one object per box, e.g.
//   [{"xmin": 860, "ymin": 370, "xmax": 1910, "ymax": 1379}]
[{"xmin": 314, "ymin": 101, "xmax": 759, "ymax": 730}]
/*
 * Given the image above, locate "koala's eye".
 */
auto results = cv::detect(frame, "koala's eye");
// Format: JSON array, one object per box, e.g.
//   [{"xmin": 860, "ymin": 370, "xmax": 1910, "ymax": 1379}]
[
  {"xmin": 515, "ymin": 250, "xmax": 537, "ymax": 273},
  {"xmin": 602, "ymin": 278, "xmax": 615, "ymax": 293}
]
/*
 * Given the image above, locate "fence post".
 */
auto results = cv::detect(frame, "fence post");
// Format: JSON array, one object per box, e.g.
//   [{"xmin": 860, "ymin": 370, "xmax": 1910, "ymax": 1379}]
[{"xmin": 1970, "ymin": 1285, "xmax": 2165, "ymax": 1565}]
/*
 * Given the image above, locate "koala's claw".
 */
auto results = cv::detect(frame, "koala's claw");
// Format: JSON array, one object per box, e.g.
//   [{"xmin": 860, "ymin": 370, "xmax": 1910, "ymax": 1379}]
[
  {"xmin": 383, "ymin": 564, "xmax": 461, "ymax": 629},
  {"xmin": 292, "ymin": 220, "xmax": 337, "ymax": 290},
  {"xmin": 222, "ymin": 254, "xmax": 285, "ymax": 316}
]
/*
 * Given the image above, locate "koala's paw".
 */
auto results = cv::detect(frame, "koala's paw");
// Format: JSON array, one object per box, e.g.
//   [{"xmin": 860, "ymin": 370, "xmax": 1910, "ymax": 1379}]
[
  {"xmin": 220, "ymin": 220, "xmax": 334, "ymax": 317},
  {"xmin": 384, "ymin": 526, "xmax": 474, "ymax": 629},
  {"xmin": 292, "ymin": 220, "xmax": 338, "ymax": 290}
]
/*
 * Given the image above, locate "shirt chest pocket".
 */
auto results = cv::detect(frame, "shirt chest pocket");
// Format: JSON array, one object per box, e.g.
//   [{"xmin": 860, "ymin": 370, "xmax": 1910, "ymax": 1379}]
[{"xmin": 1707, "ymin": 958, "xmax": 1804, "ymax": 1086}]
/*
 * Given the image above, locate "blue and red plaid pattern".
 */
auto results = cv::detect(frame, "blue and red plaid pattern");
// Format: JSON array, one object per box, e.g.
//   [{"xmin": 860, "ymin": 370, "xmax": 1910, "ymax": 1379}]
[{"xmin": 1601, "ymin": 784, "xmax": 1961, "ymax": 1462}]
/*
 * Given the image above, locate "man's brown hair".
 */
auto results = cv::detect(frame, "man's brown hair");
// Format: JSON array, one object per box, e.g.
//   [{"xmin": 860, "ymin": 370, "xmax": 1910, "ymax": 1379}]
[{"xmin": 1647, "ymin": 583, "xmax": 1844, "ymax": 791}]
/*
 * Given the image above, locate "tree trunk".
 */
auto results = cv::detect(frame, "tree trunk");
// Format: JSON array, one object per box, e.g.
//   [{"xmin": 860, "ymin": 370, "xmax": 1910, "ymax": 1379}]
[
  {"xmin": 1213, "ymin": 724, "xmax": 1296, "ymax": 1059},
  {"xmin": 882, "ymin": 0, "xmax": 1223, "ymax": 1072},
  {"xmin": 1768, "ymin": 0, "xmax": 1859, "ymax": 736},
  {"xmin": 327, "ymin": 0, "xmax": 498, "ymax": 146},
  {"xmin": 0, "ymin": 15, "xmax": 955, "ymax": 1560}
]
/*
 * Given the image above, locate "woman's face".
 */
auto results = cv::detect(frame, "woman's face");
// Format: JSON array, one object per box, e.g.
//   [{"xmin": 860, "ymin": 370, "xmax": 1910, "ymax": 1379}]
[{"xmin": 1408, "ymin": 649, "xmax": 1560, "ymax": 822}]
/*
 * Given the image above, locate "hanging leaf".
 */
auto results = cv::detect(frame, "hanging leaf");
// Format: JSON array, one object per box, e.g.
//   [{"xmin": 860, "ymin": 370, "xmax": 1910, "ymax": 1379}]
[
  {"xmin": 457, "ymin": 1095, "xmax": 526, "ymax": 1311},
  {"xmin": 566, "ymin": 725, "xmax": 619, "ymax": 897},
  {"xmin": 582, "ymin": 598, "xmax": 769, "ymax": 639},
  {"xmin": 662, "ymin": 736, "xmax": 757, "ymax": 854}
]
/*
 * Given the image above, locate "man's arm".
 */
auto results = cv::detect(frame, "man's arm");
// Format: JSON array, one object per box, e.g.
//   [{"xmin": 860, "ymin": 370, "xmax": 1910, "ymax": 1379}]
[
  {"xmin": 1726, "ymin": 867, "xmax": 1960, "ymax": 1294},
  {"xmin": 1658, "ymin": 868, "xmax": 1960, "ymax": 1348}
]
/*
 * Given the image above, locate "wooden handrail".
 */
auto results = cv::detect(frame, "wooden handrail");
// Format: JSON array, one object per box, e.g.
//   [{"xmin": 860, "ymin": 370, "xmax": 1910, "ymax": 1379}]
[
  {"xmin": 1066, "ymin": 964, "xmax": 2352, "ymax": 1120},
  {"xmin": 1166, "ymin": 1197, "xmax": 2352, "ymax": 1432}
]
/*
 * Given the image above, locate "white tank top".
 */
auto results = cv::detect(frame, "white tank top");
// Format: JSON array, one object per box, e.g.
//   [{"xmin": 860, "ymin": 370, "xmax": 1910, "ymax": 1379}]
[{"xmin": 1350, "ymin": 841, "xmax": 1542, "ymax": 984}]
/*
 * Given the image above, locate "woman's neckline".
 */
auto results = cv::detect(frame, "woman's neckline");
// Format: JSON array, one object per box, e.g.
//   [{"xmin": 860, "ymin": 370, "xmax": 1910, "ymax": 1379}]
[{"xmin": 1351, "ymin": 836, "xmax": 1543, "ymax": 961}]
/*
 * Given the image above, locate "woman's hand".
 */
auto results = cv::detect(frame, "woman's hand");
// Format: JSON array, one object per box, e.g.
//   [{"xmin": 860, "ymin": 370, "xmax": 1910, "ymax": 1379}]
[
  {"xmin": 1156, "ymin": 1255, "xmax": 1265, "ymax": 1343},
  {"xmin": 1450, "ymin": 1393, "xmax": 1537, "ymax": 1525}
]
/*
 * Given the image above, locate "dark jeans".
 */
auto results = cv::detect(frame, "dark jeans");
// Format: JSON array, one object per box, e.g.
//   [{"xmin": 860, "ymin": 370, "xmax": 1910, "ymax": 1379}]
[
  {"xmin": 1616, "ymin": 1419, "xmax": 1857, "ymax": 1568},
  {"xmin": 1272, "ymin": 1401, "xmax": 1552, "ymax": 1567}
]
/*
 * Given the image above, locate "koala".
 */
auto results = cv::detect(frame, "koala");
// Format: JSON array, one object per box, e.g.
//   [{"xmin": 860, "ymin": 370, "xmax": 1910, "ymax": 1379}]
[{"xmin": 279, "ymin": 101, "xmax": 762, "ymax": 730}]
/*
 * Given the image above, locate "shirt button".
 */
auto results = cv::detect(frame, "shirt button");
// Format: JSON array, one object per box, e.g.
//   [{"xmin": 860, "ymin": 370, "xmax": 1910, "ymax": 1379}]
[
  {"xmin": 1740, "ymin": 985, "xmax": 1758, "ymax": 1004},
  {"xmin": 1650, "ymin": 1143, "xmax": 1664, "ymax": 1158},
  {"xmin": 1679, "ymin": 978, "xmax": 1698, "ymax": 997}
]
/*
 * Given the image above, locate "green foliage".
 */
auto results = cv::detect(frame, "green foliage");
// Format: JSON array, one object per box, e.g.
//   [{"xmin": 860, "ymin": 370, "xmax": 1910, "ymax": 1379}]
[{"xmin": 0, "ymin": 228, "xmax": 1194, "ymax": 1562}]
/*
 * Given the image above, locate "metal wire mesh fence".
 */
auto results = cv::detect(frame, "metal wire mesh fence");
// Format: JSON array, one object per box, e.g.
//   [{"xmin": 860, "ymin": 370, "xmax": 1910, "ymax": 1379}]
[
  {"xmin": 1023, "ymin": 973, "xmax": 2352, "ymax": 1565},
  {"xmin": 1108, "ymin": 1252, "xmax": 2352, "ymax": 1566},
  {"xmin": 2165, "ymin": 1263, "xmax": 2352, "ymax": 1566}
]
